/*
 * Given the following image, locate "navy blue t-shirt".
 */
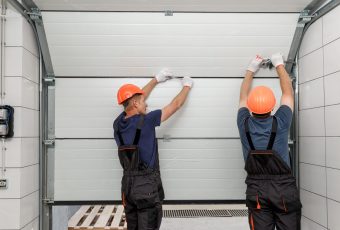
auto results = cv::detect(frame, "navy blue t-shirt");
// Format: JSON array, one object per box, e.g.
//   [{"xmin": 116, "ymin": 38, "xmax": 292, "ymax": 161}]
[
  {"xmin": 237, "ymin": 105, "xmax": 293, "ymax": 167},
  {"xmin": 113, "ymin": 110, "xmax": 162, "ymax": 169}
]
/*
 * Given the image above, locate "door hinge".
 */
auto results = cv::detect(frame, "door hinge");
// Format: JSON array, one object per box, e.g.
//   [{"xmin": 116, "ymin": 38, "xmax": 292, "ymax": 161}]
[
  {"xmin": 165, "ymin": 10, "xmax": 173, "ymax": 16},
  {"xmin": 44, "ymin": 139, "xmax": 55, "ymax": 146}
]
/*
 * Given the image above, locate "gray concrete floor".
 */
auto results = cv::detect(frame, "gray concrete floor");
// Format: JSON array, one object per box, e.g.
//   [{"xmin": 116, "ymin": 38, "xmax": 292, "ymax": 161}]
[
  {"xmin": 161, "ymin": 217, "xmax": 249, "ymax": 230},
  {"xmin": 160, "ymin": 204, "xmax": 249, "ymax": 230}
]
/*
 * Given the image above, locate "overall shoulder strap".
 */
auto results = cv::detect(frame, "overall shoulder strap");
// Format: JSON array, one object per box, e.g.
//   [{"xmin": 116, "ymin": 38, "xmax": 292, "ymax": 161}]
[
  {"xmin": 114, "ymin": 122, "xmax": 125, "ymax": 146},
  {"xmin": 245, "ymin": 117, "xmax": 255, "ymax": 150},
  {"xmin": 133, "ymin": 115, "xmax": 145, "ymax": 145},
  {"xmin": 267, "ymin": 116, "xmax": 278, "ymax": 150}
]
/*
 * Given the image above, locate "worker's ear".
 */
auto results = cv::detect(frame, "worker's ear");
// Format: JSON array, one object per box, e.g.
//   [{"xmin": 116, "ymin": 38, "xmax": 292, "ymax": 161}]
[{"xmin": 131, "ymin": 98, "xmax": 139, "ymax": 108}]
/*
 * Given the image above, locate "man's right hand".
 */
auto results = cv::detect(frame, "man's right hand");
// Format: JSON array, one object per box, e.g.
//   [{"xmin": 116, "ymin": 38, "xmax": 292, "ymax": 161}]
[
  {"xmin": 247, "ymin": 55, "xmax": 263, "ymax": 73},
  {"xmin": 271, "ymin": 53, "xmax": 285, "ymax": 68},
  {"xmin": 181, "ymin": 76, "xmax": 194, "ymax": 88},
  {"xmin": 155, "ymin": 68, "xmax": 173, "ymax": 83}
]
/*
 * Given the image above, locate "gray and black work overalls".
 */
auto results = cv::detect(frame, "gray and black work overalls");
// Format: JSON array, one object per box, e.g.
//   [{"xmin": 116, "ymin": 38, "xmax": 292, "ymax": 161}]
[
  {"xmin": 244, "ymin": 116, "xmax": 302, "ymax": 230},
  {"xmin": 115, "ymin": 115, "xmax": 164, "ymax": 230}
]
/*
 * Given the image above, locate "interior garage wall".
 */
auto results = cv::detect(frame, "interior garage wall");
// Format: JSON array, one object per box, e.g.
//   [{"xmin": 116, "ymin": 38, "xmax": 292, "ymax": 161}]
[
  {"xmin": 298, "ymin": 4, "xmax": 340, "ymax": 230},
  {"xmin": 42, "ymin": 12, "xmax": 299, "ymax": 202},
  {"xmin": 0, "ymin": 5, "xmax": 39, "ymax": 230}
]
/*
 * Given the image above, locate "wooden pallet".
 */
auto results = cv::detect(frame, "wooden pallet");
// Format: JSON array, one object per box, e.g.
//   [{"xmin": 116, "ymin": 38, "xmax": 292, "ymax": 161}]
[{"xmin": 68, "ymin": 205, "xmax": 127, "ymax": 230}]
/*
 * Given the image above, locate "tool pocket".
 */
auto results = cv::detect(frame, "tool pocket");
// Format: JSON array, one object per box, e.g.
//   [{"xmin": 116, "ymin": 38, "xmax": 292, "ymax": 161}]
[
  {"xmin": 133, "ymin": 175, "xmax": 158, "ymax": 209},
  {"xmin": 280, "ymin": 190, "xmax": 302, "ymax": 213},
  {"xmin": 246, "ymin": 193, "xmax": 262, "ymax": 210}
]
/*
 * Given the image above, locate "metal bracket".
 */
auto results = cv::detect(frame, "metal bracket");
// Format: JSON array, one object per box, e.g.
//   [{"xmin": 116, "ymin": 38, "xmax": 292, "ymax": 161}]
[
  {"xmin": 43, "ymin": 139, "xmax": 55, "ymax": 146},
  {"xmin": 44, "ymin": 74, "xmax": 55, "ymax": 85},
  {"xmin": 42, "ymin": 198, "xmax": 54, "ymax": 204},
  {"xmin": 26, "ymin": 7, "xmax": 41, "ymax": 22},
  {"xmin": 298, "ymin": 10, "xmax": 316, "ymax": 24},
  {"xmin": 165, "ymin": 10, "xmax": 173, "ymax": 16}
]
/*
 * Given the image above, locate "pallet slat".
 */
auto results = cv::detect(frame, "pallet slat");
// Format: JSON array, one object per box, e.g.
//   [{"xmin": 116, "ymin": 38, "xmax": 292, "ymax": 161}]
[
  {"xmin": 69, "ymin": 205, "xmax": 126, "ymax": 230},
  {"xmin": 80, "ymin": 205, "xmax": 101, "ymax": 229},
  {"xmin": 94, "ymin": 205, "xmax": 115, "ymax": 229},
  {"xmin": 110, "ymin": 206, "xmax": 125, "ymax": 230},
  {"xmin": 68, "ymin": 205, "xmax": 91, "ymax": 230}
]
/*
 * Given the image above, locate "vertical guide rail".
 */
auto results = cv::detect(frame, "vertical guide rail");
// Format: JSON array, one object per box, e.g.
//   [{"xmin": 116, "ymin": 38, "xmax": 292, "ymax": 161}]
[
  {"xmin": 0, "ymin": 0, "xmax": 6, "ymax": 105},
  {"xmin": 0, "ymin": 0, "xmax": 6, "ymax": 181},
  {"xmin": 285, "ymin": 0, "xmax": 340, "ymax": 182},
  {"xmin": 7, "ymin": 0, "xmax": 56, "ymax": 229}
]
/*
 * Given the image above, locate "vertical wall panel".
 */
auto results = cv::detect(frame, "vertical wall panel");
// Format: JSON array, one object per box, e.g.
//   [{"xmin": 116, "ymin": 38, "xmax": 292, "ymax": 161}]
[
  {"xmin": 324, "ymin": 71, "xmax": 340, "ymax": 106},
  {"xmin": 299, "ymin": 5, "xmax": 340, "ymax": 229},
  {"xmin": 328, "ymin": 199, "xmax": 340, "ymax": 230},
  {"xmin": 299, "ymin": 137, "xmax": 325, "ymax": 166},
  {"xmin": 0, "ymin": 138, "xmax": 39, "ymax": 168},
  {"xmin": 326, "ymin": 137, "xmax": 340, "ymax": 170},
  {"xmin": 300, "ymin": 190, "xmax": 327, "ymax": 228},
  {"xmin": 299, "ymin": 77, "xmax": 324, "ymax": 110},
  {"xmin": 323, "ymin": 5, "xmax": 340, "ymax": 45},
  {"xmin": 327, "ymin": 168, "xmax": 340, "ymax": 202},
  {"xmin": 324, "ymin": 38, "xmax": 340, "ymax": 75},
  {"xmin": 299, "ymin": 19, "xmax": 323, "ymax": 57},
  {"xmin": 5, "ymin": 77, "xmax": 39, "ymax": 110},
  {"xmin": 325, "ymin": 104, "xmax": 340, "ymax": 136},
  {"xmin": 0, "ymin": 199, "xmax": 20, "ymax": 229},
  {"xmin": 300, "ymin": 163, "xmax": 326, "ymax": 196},
  {"xmin": 298, "ymin": 48, "xmax": 323, "ymax": 84},
  {"xmin": 1, "ymin": 7, "xmax": 40, "ymax": 230},
  {"xmin": 299, "ymin": 107, "xmax": 325, "ymax": 137},
  {"xmin": 301, "ymin": 217, "xmax": 327, "ymax": 230},
  {"xmin": 13, "ymin": 108, "xmax": 39, "ymax": 138}
]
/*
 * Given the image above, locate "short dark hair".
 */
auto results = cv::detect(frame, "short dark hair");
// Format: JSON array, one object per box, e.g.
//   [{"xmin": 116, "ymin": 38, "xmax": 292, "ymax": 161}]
[{"xmin": 122, "ymin": 93, "xmax": 142, "ymax": 109}]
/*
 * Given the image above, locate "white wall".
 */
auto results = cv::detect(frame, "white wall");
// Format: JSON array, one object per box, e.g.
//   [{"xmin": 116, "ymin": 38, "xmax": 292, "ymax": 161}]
[
  {"xmin": 0, "ymin": 6, "xmax": 40, "ymax": 230},
  {"xmin": 298, "ymin": 4, "xmax": 340, "ymax": 230}
]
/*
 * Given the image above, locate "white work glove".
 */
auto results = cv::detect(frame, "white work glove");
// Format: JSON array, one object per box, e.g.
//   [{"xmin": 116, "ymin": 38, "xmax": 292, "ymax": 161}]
[
  {"xmin": 271, "ymin": 53, "xmax": 285, "ymax": 67},
  {"xmin": 155, "ymin": 68, "xmax": 173, "ymax": 83},
  {"xmin": 181, "ymin": 76, "xmax": 194, "ymax": 88},
  {"xmin": 247, "ymin": 55, "xmax": 263, "ymax": 73}
]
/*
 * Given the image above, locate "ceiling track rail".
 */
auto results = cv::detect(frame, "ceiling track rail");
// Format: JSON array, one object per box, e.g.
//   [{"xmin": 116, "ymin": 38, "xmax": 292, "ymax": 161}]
[
  {"xmin": 286, "ymin": 0, "xmax": 340, "ymax": 74},
  {"xmin": 8, "ymin": 0, "xmax": 55, "ymax": 83}
]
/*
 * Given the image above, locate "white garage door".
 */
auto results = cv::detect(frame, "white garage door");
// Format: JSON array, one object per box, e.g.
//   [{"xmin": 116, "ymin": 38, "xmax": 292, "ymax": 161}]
[{"xmin": 43, "ymin": 12, "xmax": 298, "ymax": 201}]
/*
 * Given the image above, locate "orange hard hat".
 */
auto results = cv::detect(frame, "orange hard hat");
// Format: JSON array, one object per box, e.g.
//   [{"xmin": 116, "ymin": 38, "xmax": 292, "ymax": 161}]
[
  {"xmin": 247, "ymin": 86, "xmax": 276, "ymax": 114},
  {"xmin": 117, "ymin": 84, "xmax": 144, "ymax": 105}
]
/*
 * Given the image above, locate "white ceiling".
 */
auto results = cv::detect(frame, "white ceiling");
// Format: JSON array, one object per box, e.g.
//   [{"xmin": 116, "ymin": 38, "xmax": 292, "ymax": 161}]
[{"xmin": 33, "ymin": 0, "xmax": 312, "ymax": 12}]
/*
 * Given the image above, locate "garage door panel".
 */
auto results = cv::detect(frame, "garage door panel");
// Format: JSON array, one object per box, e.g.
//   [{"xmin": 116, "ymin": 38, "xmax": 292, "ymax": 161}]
[
  {"xmin": 161, "ymin": 169, "xmax": 245, "ymax": 179},
  {"xmin": 54, "ymin": 139, "xmax": 246, "ymax": 201},
  {"xmin": 56, "ymin": 78, "xmax": 281, "ymax": 138},
  {"xmin": 43, "ymin": 12, "xmax": 297, "ymax": 77}
]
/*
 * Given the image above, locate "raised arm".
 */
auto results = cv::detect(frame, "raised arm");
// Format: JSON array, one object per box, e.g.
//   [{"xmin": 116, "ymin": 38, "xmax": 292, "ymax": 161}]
[
  {"xmin": 239, "ymin": 55, "xmax": 263, "ymax": 108},
  {"xmin": 271, "ymin": 53, "xmax": 294, "ymax": 111},
  {"xmin": 161, "ymin": 77, "xmax": 193, "ymax": 122},
  {"xmin": 142, "ymin": 68, "xmax": 172, "ymax": 100}
]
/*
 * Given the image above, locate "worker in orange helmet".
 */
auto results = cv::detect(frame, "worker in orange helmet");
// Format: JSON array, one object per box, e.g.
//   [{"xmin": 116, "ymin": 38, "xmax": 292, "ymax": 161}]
[
  {"xmin": 113, "ymin": 68, "xmax": 193, "ymax": 230},
  {"xmin": 237, "ymin": 54, "xmax": 302, "ymax": 230}
]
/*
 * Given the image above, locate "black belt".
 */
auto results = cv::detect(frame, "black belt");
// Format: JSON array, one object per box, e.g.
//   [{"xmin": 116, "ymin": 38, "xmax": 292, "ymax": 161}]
[
  {"xmin": 123, "ymin": 169, "xmax": 159, "ymax": 176},
  {"xmin": 247, "ymin": 174, "xmax": 293, "ymax": 180}
]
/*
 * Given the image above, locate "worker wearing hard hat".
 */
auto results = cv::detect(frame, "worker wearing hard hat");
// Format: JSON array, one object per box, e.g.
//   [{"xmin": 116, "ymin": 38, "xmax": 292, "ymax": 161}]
[
  {"xmin": 237, "ymin": 54, "xmax": 302, "ymax": 230},
  {"xmin": 113, "ymin": 69, "xmax": 193, "ymax": 230}
]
